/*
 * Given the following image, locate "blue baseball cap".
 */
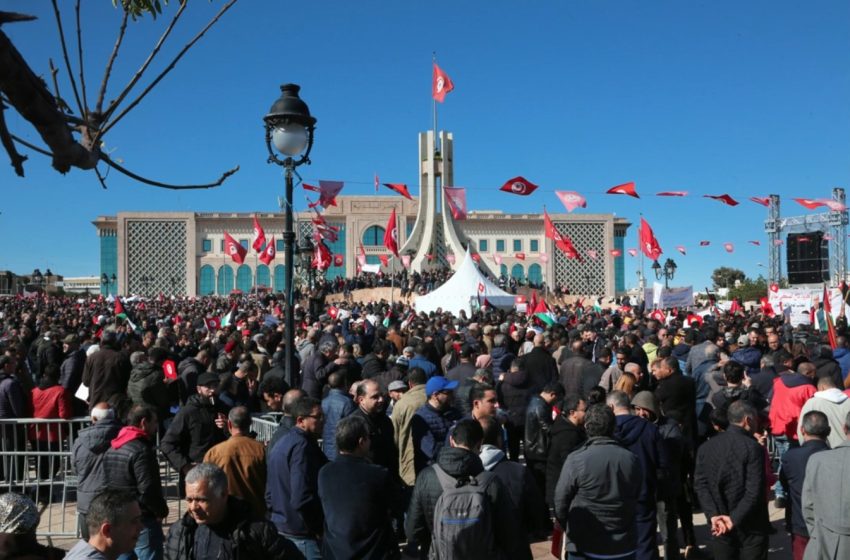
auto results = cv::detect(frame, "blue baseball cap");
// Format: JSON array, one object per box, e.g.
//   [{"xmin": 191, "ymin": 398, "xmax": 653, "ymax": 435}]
[{"xmin": 426, "ymin": 376, "xmax": 459, "ymax": 397}]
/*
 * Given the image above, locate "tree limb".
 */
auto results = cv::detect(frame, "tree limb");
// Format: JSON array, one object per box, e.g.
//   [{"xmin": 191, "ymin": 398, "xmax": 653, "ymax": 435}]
[
  {"xmin": 95, "ymin": 7, "xmax": 129, "ymax": 115},
  {"xmin": 49, "ymin": 0, "xmax": 84, "ymax": 118},
  {"xmin": 100, "ymin": 151, "xmax": 239, "ymax": 190},
  {"xmin": 99, "ymin": 0, "xmax": 237, "ymax": 137},
  {"xmin": 0, "ymin": 12, "xmax": 37, "ymax": 25},
  {"xmin": 0, "ymin": 101, "xmax": 27, "ymax": 176},
  {"xmin": 75, "ymin": 0, "xmax": 89, "ymax": 117}
]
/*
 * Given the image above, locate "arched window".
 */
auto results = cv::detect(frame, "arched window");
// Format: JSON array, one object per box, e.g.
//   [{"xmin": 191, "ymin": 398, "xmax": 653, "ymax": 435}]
[
  {"xmin": 199, "ymin": 265, "xmax": 215, "ymax": 295},
  {"xmin": 362, "ymin": 225, "xmax": 386, "ymax": 246},
  {"xmin": 511, "ymin": 264, "xmax": 524, "ymax": 281},
  {"xmin": 217, "ymin": 265, "xmax": 234, "ymax": 294},
  {"xmin": 500, "ymin": 264, "xmax": 508, "ymax": 277},
  {"xmin": 256, "ymin": 265, "xmax": 270, "ymax": 289},
  {"xmin": 236, "ymin": 265, "xmax": 252, "ymax": 293},
  {"xmin": 527, "ymin": 264, "xmax": 543, "ymax": 286},
  {"xmin": 273, "ymin": 265, "xmax": 286, "ymax": 292}
]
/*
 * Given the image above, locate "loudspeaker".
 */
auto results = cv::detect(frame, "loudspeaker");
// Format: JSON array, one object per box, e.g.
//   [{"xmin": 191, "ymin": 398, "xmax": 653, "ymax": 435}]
[{"xmin": 787, "ymin": 232, "xmax": 828, "ymax": 284}]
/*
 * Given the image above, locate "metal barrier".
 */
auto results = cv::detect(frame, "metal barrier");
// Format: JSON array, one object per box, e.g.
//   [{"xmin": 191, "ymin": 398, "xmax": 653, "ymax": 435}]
[
  {"xmin": 250, "ymin": 414, "xmax": 281, "ymax": 443},
  {"xmin": 0, "ymin": 417, "xmax": 182, "ymax": 539}
]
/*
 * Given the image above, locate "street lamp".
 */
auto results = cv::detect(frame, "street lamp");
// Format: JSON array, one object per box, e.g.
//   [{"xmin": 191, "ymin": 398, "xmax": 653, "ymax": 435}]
[
  {"xmin": 101, "ymin": 272, "xmax": 116, "ymax": 295},
  {"xmin": 297, "ymin": 235, "xmax": 315, "ymax": 290},
  {"xmin": 264, "ymin": 83, "xmax": 316, "ymax": 388},
  {"xmin": 653, "ymin": 258, "xmax": 677, "ymax": 289},
  {"xmin": 32, "ymin": 268, "xmax": 43, "ymax": 290}
]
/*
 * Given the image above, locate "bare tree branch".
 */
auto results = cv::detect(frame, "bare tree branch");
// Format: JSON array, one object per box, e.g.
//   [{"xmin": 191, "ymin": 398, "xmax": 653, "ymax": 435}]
[
  {"xmin": 100, "ymin": 1, "xmax": 188, "ymax": 125},
  {"xmin": 75, "ymin": 0, "xmax": 88, "ymax": 117},
  {"xmin": 49, "ymin": 0, "xmax": 84, "ymax": 118},
  {"xmin": 95, "ymin": 7, "xmax": 129, "ymax": 115},
  {"xmin": 94, "ymin": 165, "xmax": 109, "ymax": 190},
  {"xmin": 0, "ymin": 12, "xmax": 36, "ymax": 25},
  {"xmin": 9, "ymin": 133, "xmax": 54, "ymax": 157},
  {"xmin": 99, "ymin": 0, "xmax": 238, "ymax": 137},
  {"xmin": 0, "ymin": 102, "xmax": 27, "ymax": 176},
  {"xmin": 100, "ymin": 151, "xmax": 239, "ymax": 190}
]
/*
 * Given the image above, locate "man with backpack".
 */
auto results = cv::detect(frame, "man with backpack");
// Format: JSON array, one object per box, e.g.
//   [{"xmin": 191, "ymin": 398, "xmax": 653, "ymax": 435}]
[{"xmin": 405, "ymin": 418, "xmax": 526, "ymax": 559}]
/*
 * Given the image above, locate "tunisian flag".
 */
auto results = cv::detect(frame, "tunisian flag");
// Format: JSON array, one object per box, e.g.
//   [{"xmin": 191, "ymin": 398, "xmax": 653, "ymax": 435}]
[
  {"xmin": 312, "ymin": 241, "xmax": 332, "ymax": 271},
  {"xmin": 444, "ymin": 187, "xmax": 467, "ymax": 220},
  {"xmin": 638, "ymin": 218, "xmax": 662, "ymax": 260},
  {"xmin": 259, "ymin": 236, "xmax": 276, "ymax": 265},
  {"xmin": 251, "ymin": 215, "xmax": 266, "ymax": 253},
  {"xmin": 224, "ymin": 232, "xmax": 247, "ymax": 264},
  {"xmin": 606, "ymin": 182, "xmax": 639, "ymax": 198},
  {"xmin": 544, "ymin": 210, "xmax": 581, "ymax": 260},
  {"xmin": 383, "ymin": 183, "xmax": 413, "ymax": 200},
  {"xmin": 433, "ymin": 62, "xmax": 454, "ymax": 102},
  {"xmin": 500, "ymin": 176, "xmax": 538, "ymax": 196},
  {"xmin": 383, "ymin": 209, "xmax": 400, "ymax": 257}
]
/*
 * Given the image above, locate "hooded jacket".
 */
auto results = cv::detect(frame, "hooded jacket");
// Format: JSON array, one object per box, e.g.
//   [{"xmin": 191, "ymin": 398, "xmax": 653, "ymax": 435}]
[
  {"xmin": 768, "ymin": 373, "xmax": 817, "ymax": 439},
  {"xmin": 545, "ymin": 416, "xmax": 586, "ymax": 507},
  {"xmin": 102, "ymin": 426, "xmax": 168, "ymax": 519},
  {"xmin": 127, "ymin": 361, "xmax": 174, "ymax": 420},
  {"xmin": 614, "ymin": 414, "xmax": 665, "ymax": 507},
  {"xmin": 161, "ymin": 393, "xmax": 228, "ymax": 474},
  {"xmin": 798, "ymin": 388, "xmax": 850, "ymax": 449},
  {"xmin": 499, "ymin": 367, "xmax": 533, "ymax": 427},
  {"xmin": 72, "ymin": 417, "xmax": 122, "ymax": 514},
  {"xmin": 833, "ymin": 346, "xmax": 850, "ymax": 382},
  {"xmin": 731, "ymin": 346, "xmax": 763, "ymax": 374}
]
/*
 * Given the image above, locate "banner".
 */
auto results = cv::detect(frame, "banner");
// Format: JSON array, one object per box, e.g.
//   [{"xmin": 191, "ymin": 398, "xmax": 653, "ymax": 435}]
[
  {"xmin": 767, "ymin": 287, "xmax": 850, "ymax": 326},
  {"xmin": 362, "ymin": 263, "xmax": 381, "ymax": 274},
  {"xmin": 644, "ymin": 285, "xmax": 694, "ymax": 309}
]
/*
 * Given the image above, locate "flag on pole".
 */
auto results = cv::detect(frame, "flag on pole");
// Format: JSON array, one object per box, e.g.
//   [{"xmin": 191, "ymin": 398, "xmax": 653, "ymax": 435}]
[
  {"xmin": 544, "ymin": 209, "xmax": 581, "ymax": 259},
  {"xmin": 638, "ymin": 217, "xmax": 663, "ymax": 260},
  {"xmin": 312, "ymin": 241, "xmax": 332, "ymax": 271},
  {"xmin": 259, "ymin": 236, "xmax": 276, "ymax": 265},
  {"xmin": 383, "ymin": 209, "xmax": 399, "ymax": 257},
  {"xmin": 749, "ymin": 196, "xmax": 771, "ymax": 207},
  {"xmin": 555, "ymin": 191, "xmax": 587, "ymax": 212},
  {"xmin": 306, "ymin": 180, "xmax": 344, "ymax": 209},
  {"xmin": 224, "ymin": 232, "xmax": 247, "ymax": 264},
  {"xmin": 823, "ymin": 283, "xmax": 838, "ymax": 349},
  {"xmin": 433, "ymin": 62, "xmax": 455, "ymax": 102},
  {"xmin": 656, "ymin": 191, "xmax": 688, "ymax": 197},
  {"xmin": 444, "ymin": 187, "xmax": 467, "ymax": 220},
  {"xmin": 251, "ymin": 215, "xmax": 266, "ymax": 253},
  {"xmin": 379, "ymin": 254, "xmax": 389, "ymax": 267}
]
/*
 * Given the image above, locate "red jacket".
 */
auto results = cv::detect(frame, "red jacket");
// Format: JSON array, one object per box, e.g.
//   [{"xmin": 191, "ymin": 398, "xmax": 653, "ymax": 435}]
[
  {"xmin": 29, "ymin": 385, "xmax": 72, "ymax": 442},
  {"xmin": 768, "ymin": 373, "xmax": 816, "ymax": 439}
]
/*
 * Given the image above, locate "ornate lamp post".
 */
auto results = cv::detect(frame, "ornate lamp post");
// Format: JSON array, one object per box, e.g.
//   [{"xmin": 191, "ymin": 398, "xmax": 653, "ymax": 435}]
[
  {"xmin": 297, "ymin": 235, "xmax": 315, "ymax": 291},
  {"xmin": 652, "ymin": 258, "xmax": 677, "ymax": 289},
  {"xmin": 32, "ymin": 268, "xmax": 43, "ymax": 291},
  {"xmin": 101, "ymin": 272, "xmax": 116, "ymax": 295},
  {"xmin": 264, "ymin": 83, "xmax": 316, "ymax": 387}
]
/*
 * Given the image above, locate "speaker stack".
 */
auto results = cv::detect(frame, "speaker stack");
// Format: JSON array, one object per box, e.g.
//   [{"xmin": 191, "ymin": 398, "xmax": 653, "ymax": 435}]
[{"xmin": 786, "ymin": 232, "xmax": 829, "ymax": 284}]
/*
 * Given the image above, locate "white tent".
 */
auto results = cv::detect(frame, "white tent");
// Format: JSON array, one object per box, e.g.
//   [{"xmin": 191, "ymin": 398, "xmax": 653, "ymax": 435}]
[{"xmin": 415, "ymin": 249, "xmax": 516, "ymax": 316}]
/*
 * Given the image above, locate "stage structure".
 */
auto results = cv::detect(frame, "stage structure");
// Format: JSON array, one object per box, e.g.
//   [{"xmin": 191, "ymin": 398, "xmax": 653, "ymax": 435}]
[{"xmin": 764, "ymin": 187, "xmax": 848, "ymax": 286}]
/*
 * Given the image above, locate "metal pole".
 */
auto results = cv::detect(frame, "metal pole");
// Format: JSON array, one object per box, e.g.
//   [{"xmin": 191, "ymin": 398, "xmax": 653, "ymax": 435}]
[{"xmin": 283, "ymin": 162, "xmax": 296, "ymax": 389}]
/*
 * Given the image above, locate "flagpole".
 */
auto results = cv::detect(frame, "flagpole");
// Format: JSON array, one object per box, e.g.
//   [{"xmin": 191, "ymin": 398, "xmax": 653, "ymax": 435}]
[
  {"xmin": 639, "ymin": 212, "xmax": 646, "ymax": 309},
  {"xmin": 432, "ymin": 52, "xmax": 438, "ymax": 156},
  {"xmin": 391, "ymin": 256, "xmax": 395, "ymax": 309}
]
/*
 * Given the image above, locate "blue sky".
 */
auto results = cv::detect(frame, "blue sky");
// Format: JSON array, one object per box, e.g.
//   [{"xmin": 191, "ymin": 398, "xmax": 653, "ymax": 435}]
[{"xmin": 3, "ymin": 0, "xmax": 849, "ymax": 290}]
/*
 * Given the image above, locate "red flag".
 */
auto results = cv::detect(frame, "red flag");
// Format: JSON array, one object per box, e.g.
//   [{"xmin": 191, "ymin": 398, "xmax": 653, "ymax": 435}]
[
  {"xmin": 729, "ymin": 299, "xmax": 742, "ymax": 315},
  {"xmin": 769, "ymin": 282, "xmax": 779, "ymax": 293},
  {"xmin": 259, "ymin": 236, "xmax": 276, "ymax": 265},
  {"xmin": 650, "ymin": 309, "xmax": 665, "ymax": 323},
  {"xmin": 471, "ymin": 253, "xmax": 481, "ymax": 263},
  {"xmin": 402, "ymin": 254, "xmax": 411, "ymax": 268},
  {"xmin": 224, "ymin": 231, "xmax": 247, "ymax": 265},
  {"xmin": 544, "ymin": 210, "xmax": 581, "ymax": 259},
  {"xmin": 609, "ymin": 249, "xmax": 622, "ymax": 257},
  {"xmin": 500, "ymin": 176, "xmax": 538, "ymax": 196},
  {"xmin": 204, "ymin": 316, "xmax": 221, "ymax": 331},
  {"xmin": 704, "ymin": 194, "xmax": 739, "ymax": 206},
  {"xmin": 251, "ymin": 215, "xmax": 267, "ymax": 253},
  {"xmin": 676, "ymin": 245, "xmax": 686, "ymax": 255},
  {"xmin": 774, "ymin": 239, "xmax": 784, "ymax": 246},
  {"xmin": 749, "ymin": 196, "xmax": 770, "ymax": 207},
  {"xmin": 723, "ymin": 242, "xmax": 734, "ymax": 253},
  {"xmin": 822, "ymin": 200, "xmax": 847, "ymax": 212},
  {"xmin": 529, "ymin": 291, "xmax": 538, "ymax": 313},
  {"xmin": 444, "ymin": 187, "xmax": 467, "ymax": 220},
  {"xmin": 163, "ymin": 360, "xmax": 177, "ymax": 381},
  {"xmin": 114, "ymin": 297, "xmax": 124, "ymax": 316},
  {"xmin": 478, "ymin": 282, "xmax": 485, "ymax": 293},
  {"xmin": 686, "ymin": 313, "xmax": 704, "ymax": 327},
  {"xmin": 333, "ymin": 254, "xmax": 344, "ymax": 267},
  {"xmin": 606, "ymin": 182, "xmax": 639, "ymax": 198},
  {"xmin": 555, "ymin": 191, "xmax": 587, "ymax": 212},
  {"xmin": 515, "ymin": 252, "xmax": 526, "ymax": 260},
  {"xmin": 432, "ymin": 62, "xmax": 454, "ymax": 102},
  {"xmin": 699, "ymin": 240, "xmax": 710, "ymax": 246},
  {"xmin": 426, "ymin": 253, "xmax": 434, "ymax": 261},
  {"xmin": 383, "ymin": 209, "xmax": 399, "ymax": 257},
  {"xmin": 383, "ymin": 183, "xmax": 413, "ymax": 200},
  {"xmin": 638, "ymin": 217, "xmax": 662, "ymax": 260},
  {"xmin": 312, "ymin": 241, "xmax": 332, "ymax": 271},
  {"xmin": 539, "ymin": 254, "xmax": 549, "ymax": 263},
  {"xmin": 794, "ymin": 198, "xmax": 825, "ymax": 210},
  {"xmin": 823, "ymin": 284, "xmax": 838, "ymax": 349},
  {"xmin": 447, "ymin": 253, "xmax": 456, "ymax": 265},
  {"xmin": 379, "ymin": 254, "xmax": 389, "ymax": 267},
  {"xmin": 748, "ymin": 240, "xmax": 761, "ymax": 246},
  {"xmin": 328, "ymin": 306, "xmax": 339, "ymax": 320},
  {"xmin": 306, "ymin": 180, "xmax": 344, "ymax": 209},
  {"xmin": 760, "ymin": 297, "xmax": 776, "ymax": 318},
  {"xmin": 656, "ymin": 191, "xmax": 688, "ymax": 197}
]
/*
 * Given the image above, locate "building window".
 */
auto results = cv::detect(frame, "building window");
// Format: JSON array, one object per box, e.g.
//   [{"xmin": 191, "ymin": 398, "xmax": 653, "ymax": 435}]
[
  {"xmin": 513, "ymin": 239, "xmax": 522, "ymax": 252},
  {"xmin": 240, "ymin": 240, "xmax": 249, "ymax": 249},
  {"xmin": 220, "ymin": 239, "xmax": 225, "ymax": 252},
  {"xmin": 276, "ymin": 239, "xmax": 284, "ymax": 251},
  {"xmin": 496, "ymin": 239, "xmax": 505, "ymax": 253},
  {"xmin": 362, "ymin": 225, "xmax": 386, "ymax": 246},
  {"xmin": 530, "ymin": 239, "xmax": 539, "ymax": 252},
  {"xmin": 202, "ymin": 239, "xmax": 212, "ymax": 252},
  {"xmin": 479, "ymin": 239, "xmax": 488, "ymax": 252}
]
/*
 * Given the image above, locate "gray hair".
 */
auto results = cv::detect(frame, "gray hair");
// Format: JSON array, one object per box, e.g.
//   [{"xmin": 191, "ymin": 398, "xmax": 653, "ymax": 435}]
[
  {"xmin": 185, "ymin": 463, "xmax": 228, "ymax": 497},
  {"xmin": 493, "ymin": 334, "xmax": 507, "ymax": 348},
  {"xmin": 227, "ymin": 406, "xmax": 251, "ymax": 432},
  {"xmin": 318, "ymin": 340, "xmax": 338, "ymax": 354},
  {"xmin": 605, "ymin": 390, "xmax": 631, "ymax": 411},
  {"xmin": 130, "ymin": 351, "xmax": 146, "ymax": 367}
]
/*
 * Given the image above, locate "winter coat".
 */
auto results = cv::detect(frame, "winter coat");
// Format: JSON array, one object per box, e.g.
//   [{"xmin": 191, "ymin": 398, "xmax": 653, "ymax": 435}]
[
  {"xmin": 768, "ymin": 372, "xmax": 817, "ymax": 439},
  {"xmin": 300, "ymin": 351, "xmax": 340, "ymax": 399},
  {"xmin": 59, "ymin": 348, "xmax": 86, "ymax": 394},
  {"xmin": 103, "ymin": 426, "xmax": 168, "ymax": 519},
  {"xmin": 0, "ymin": 534, "xmax": 64, "ymax": 560},
  {"xmin": 559, "ymin": 356, "xmax": 603, "ymax": 398},
  {"xmin": 266, "ymin": 426, "xmax": 328, "ymax": 538},
  {"xmin": 489, "ymin": 347, "xmax": 516, "ymax": 379},
  {"xmin": 654, "ymin": 371, "xmax": 698, "ymax": 447},
  {"xmin": 554, "ymin": 437, "xmax": 643, "ymax": 557},
  {"xmin": 780, "ymin": 439, "xmax": 829, "ymax": 537},
  {"xmin": 545, "ymin": 417, "xmax": 586, "ymax": 507},
  {"xmin": 318, "ymin": 454, "xmax": 401, "ymax": 560},
  {"xmin": 812, "ymin": 356, "xmax": 843, "ymax": 390},
  {"xmin": 405, "ymin": 446, "xmax": 528, "ymax": 560},
  {"xmin": 351, "ymin": 407, "xmax": 397, "ymax": 475},
  {"xmin": 72, "ymin": 417, "xmax": 122, "ymax": 513},
  {"xmin": 407, "ymin": 354, "xmax": 437, "ymax": 379},
  {"xmin": 614, "ymin": 415, "xmax": 665, "ymax": 506},
  {"xmin": 391, "ymin": 384, "xmax": 427, "ymax": 486},
  {"xmin": 29, "ymin": 385, "xmax": 71, "ymax": 442},
  {"xmin": 360, "ymin": 352, "xmax": 387, "ymax": 380},
  {"xmin": 685, "ymin": 340, "xmax": 718, "ymax": 376},
  {"xmin": 321, "ymin": 389, "xmax": 356, "ymax": 461},
  {"xmin": 204, "ymin": 434, "xmax": 267, "ymax": 519},
  {"xmin": 833, "ymin": 347, "xmax": 850, "ymax": 382},
  {"xmin": 695, "ymin": 425, "xmax": 771, "ymax": 536},
  {"xmin": 802, "ymin": 441, "xmax": 850, "ymax": 560},
  {"xmin": 0, "ymin": 372, "xmax": 28, "ymax": 419},
  {"xmin": 798, "ymin": 389, "xmax": 850, "ymax": 449},
  {"xmin": 518, "ymin": 346, "xmax": 558, "ymax": 393},
  {"xmin": 410, "ymin": 403, "xmax": 461, "ymax": 475},
  {"xmin": 81, "ymin": 346, "xmax": 132, "ymax": 407},
  {"xmin": 176, "ymin": 357, "xmax": 204, "ymax": 405},
  {"xmin": 160, "ymin": 393, "xmax": 228, "ymax": 474},
  {"xmin": 523, "ymin": 394, "xmax": 554, "ymax": 463},
  {"xmin": 499, "ymin": 367, "xmax": 533, "ymax": 427},
  {"xmin": 165, "ymin": 496, "xmax": 297, "ymax": 560},
  {"xmin": 127, "ymin": 361, "xmax": 174, "ymax": 420}
]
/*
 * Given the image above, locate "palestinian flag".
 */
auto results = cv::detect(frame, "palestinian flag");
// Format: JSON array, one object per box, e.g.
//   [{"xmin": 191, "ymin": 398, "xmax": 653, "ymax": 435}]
[
  {"xmin": 114, "ymin": 297, "xmax": 141, "ymax": 333},
  {"xmin": 221, "ymin": 303, "xmax": 237, "ymax": 328},
  {"xmin": 534, "ymin": 312, "xmax": 557, "ymax": 327}
]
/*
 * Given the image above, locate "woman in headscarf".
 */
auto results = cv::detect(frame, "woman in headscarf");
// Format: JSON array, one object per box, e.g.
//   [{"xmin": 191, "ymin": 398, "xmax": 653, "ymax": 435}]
[{"xmin": 0, "ymin": 493, "xmax": 64, "ymax": 559}]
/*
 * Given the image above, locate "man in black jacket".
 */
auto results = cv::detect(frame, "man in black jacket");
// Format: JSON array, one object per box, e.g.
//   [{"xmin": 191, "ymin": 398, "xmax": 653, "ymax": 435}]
[
  {"xmin": 545, "ymin": 393, "xmax": 587, "ymax": 508},
  {"xmin": 103, "ymin": 404, "xmax": 168, "ymax": 560},
  {"xmin": 301, "ymin": 340, "xmax": 342, "ymax": 399},
  {"xmin": 360, "ymin": 339, "xmax": 390, "ymax": 380},
  {"xmin": 780, "ymin": 410, "xmax": 830, "ymax": 560},
  {"xmin": 518, "ymin": 334, "xmax": 558, "ymax": 392},
  {"xmin": 161, "ymin": 371, "xmax": 228, "ymax": 495},
  {"xmin": 524, "ymin": 382, "xmax": 562, "ymax": 496},
  {"xmin": 406, "ymin": 419, "xmax": 527, "ymax": 559},
  {"xmin": 653, "ymin": 356, "xmax": 698, "ymax": 447},
  {"xmin": 351, "ymin": 379, "xmax": 398, "ymax": 474},
  {"xmin": 318, "ymin": 415, "xmax": 402, "ymax": 560},
  {"xmin": 554, "ymin": 404, "xmax": 643, "ymax": 560},
  {"xmin": 165, "ymin": 463, "xmax": 297, "ymax": 560},
  {"xmin": 695, "ymin": 400, "xmax": 771, "ymax": 560}
]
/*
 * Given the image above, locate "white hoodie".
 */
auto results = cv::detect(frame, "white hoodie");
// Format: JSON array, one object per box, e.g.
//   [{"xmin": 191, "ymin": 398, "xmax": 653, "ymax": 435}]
[{"xmin": 798, "ymin": 388, "xmax": 850, "ymax": 449}]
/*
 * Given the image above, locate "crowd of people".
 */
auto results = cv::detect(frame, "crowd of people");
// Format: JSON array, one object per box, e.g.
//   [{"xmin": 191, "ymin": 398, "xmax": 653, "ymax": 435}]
[{"xmin": 0, "ymin": 290, "xmax": 849, "ymax": 559}]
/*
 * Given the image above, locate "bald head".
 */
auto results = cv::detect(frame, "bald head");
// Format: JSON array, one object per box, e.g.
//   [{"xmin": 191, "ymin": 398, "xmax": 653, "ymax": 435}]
[
  {"xmin": 624, "ymin": 362, "xmax": 641, "ymax": 377},
  {"xmin": 282, "ymin": 389, "xmax": 305, "ymax": 416},
  {"xmin": 533, "ymin": 334, "xmax": 545, "ymax": 347},
  {"xmin": 798, "ymin": 362, "xmax": 816, "ymax": 379}
]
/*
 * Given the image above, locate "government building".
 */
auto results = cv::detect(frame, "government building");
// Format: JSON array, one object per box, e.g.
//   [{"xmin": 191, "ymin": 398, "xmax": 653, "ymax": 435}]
[{"xmin": 93, "ymin": 132, "xmax": 630, "ymax": 298}]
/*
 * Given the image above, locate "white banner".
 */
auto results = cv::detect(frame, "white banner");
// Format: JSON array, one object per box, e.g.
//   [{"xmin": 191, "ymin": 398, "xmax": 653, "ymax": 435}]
[
  {"xmin": 768, "ymin": 287, "xmax": 850, "ymax": 326},
  {"xmin": 361, "ymin": 263, "xmax": 381, "ymax": 274},
  {"xmin": 644, "ymin": 285, "xmax": 694, "ymax": 308}
]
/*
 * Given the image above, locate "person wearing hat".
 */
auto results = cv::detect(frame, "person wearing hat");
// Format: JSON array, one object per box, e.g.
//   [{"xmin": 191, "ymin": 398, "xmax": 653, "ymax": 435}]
[
  {"xmin": 731, "ymin": 333, "xmax": 763, "ymax": 376},
  {"xmin": 161, "ymin": 371, "xmax": 228, "ymax": 496},
  {"xmin": 410, "ymin": 376, "xmax": 461, "ymax": 475},
  {"xmin": 386, "ymin": 380, "xmax": 408, "ymax": 416},
  {"xmin": 0, "ymin": 492, "xmax": 70, "ymax": 559}
]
